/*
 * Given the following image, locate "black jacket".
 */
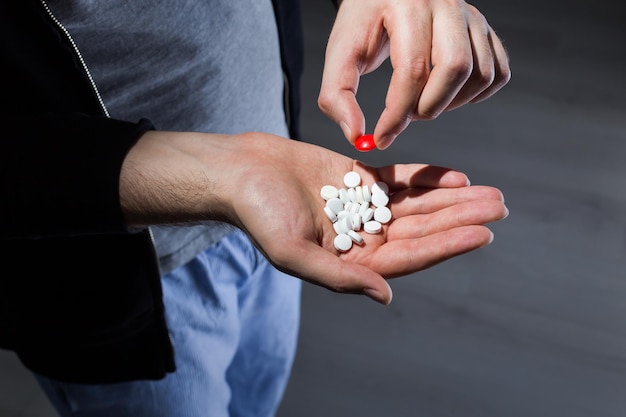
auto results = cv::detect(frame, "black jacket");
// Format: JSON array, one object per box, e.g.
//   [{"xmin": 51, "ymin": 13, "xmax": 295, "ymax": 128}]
[{"xmin": 0, "ymin": 0, "xmax": 303, "ymax": 383}]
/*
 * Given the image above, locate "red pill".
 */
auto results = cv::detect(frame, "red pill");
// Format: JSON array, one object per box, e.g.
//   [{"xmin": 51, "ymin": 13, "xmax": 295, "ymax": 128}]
[{"xmin": 354, "ymin": 134, "xmax": 376, "ymax": 152}]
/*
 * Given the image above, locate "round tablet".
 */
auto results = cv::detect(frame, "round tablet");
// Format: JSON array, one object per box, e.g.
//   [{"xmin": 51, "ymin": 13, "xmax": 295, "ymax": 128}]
[
  {"xmin": 364, "ymin": 220, "xmax": 382, "ymax": 234},
  {"xmin": 343, "ymin": 171, "xmax": 361, "ymax": 188},
  {"xmin": 361, "ymin": 185, "xmax": 371, "ymax": 202},
  {"xmin": 374, "ymin": 206, "xmax": 392, "ymax": 224},
  {"xmin": 347, "ymin": 230, "xmax": 364, "ymax": 245},
  {"xmin": 354, "ymin": 186, "xmax": 365, "ymax": 203},
  {"xmin": 361, "ymin": 207, "xmax": 375, "ymax": 222},
  {"xmin": 320, "ymin": 185, "xmax": 339, "ymax": 200},
  {"xmin": 338, "ymin": 188, "xmax": 350, "ymax": 204},
  {"xmin": 334, "ymin": 233, "xmax": 353, "ymax": 252},
  {"xmin": 354, "ymin": 134, "xmax": 376, "ymax": 152},
  {"xmin": 323, "ymin": 206, "xmax": 337, "ymax": 223},
  {"xmin": 358, "ymin": 202, "xmax": 369, "ymax": 216},
  {"xmin": 372, "ymin": 181, "xmax": 389, "ymax": 195},
  {"xmin": 333, "ymin": 221, "xmax": 348, "ymax": 235},
  {"xmin": 325, "ymin": 198, "xmax": 344, "ymax": 215},
  {"xmin": 347, "ymin": 187, "xmax": 357, "ymax": 203},
  {"xmin": 341, "ymin": 216, "xmax": 354, "ymax": 232},
  {"xmin": 371, "ymin": 190, "xmax": 389, "ymax": 208}
]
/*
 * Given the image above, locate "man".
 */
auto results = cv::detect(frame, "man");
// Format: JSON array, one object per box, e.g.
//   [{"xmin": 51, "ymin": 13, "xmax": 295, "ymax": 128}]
[{"xmin": 0, "ymin": 0, "xmax": 509, "ymax": 416}]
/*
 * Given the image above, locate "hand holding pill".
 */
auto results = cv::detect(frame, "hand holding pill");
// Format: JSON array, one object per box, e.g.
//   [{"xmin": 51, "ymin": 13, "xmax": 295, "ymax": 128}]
[
  {"xmin": 318, "ymin": 0, "xmax": 511, "ymax": 149},
  {"xmin": 122, "ymin": 131, "xmax": 508, "ymax": 305}
]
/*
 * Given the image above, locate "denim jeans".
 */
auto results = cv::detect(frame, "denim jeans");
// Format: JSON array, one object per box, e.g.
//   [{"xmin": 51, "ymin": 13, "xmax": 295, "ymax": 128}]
[{"xmin": 36, "ymin": 229, "xmax": 302, "ymax": 417}]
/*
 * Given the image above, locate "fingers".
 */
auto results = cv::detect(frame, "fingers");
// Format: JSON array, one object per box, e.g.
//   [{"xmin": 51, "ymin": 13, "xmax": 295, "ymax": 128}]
[
  {"xmin": 352, "ymin": 186, "xmax": 508, "ymax": 278},
  {"xmin": 386, "ymin": 198, "xmax": 509, "ymax": 241},
  {"xmin": 407, "ymin": 0, "xmax": 473, "ymax": 119},
  {"xmin": 376, "ymin": 3, "xmax": 511, "ymax": 148},
  {"xmin": 447, "ymin": 7, "xmax": 511, "ymax": 109},
  {"xmin": 389, "ymin": 185, "xmax": 505, "ymax": 217},
  {"xmin": 444, "ymin": 6, "xmax": 495, "ymax": 111},
  {"xmin": 367, "ymin": 225, "xmax": 495, "ymax": 278},
  {"xmin": 321, "ymin": 0, "xmax": 511, "ymax": 149},
  {"xmin": 469, "ymin": 25, "xmax": 511, "ymax": 103},
  {"xmin": 372, "ymin": 3, "xmax": 434, "ymax": 148}
]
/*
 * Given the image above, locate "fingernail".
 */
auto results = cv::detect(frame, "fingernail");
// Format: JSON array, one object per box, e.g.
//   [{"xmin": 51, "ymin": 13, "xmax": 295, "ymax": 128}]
[
  {"xmin": 377, "ymin": 134, "xmax": 394, "ymax": 150},
  {"xmin": 339, "ymin": 121, "xmax": 351, "ymax": 141}
]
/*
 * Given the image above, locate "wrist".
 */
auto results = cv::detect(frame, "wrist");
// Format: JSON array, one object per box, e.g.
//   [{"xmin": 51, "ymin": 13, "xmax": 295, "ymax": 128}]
[{"xmin": 119, "ymin": 130, "xmax": 236, "ymax": 227}]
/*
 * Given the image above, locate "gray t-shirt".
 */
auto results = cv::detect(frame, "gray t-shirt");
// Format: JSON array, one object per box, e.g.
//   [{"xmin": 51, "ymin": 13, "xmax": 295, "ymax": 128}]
[{"xmin": 46, "ymin": 0, "xmax": 289, "ymax": 273}]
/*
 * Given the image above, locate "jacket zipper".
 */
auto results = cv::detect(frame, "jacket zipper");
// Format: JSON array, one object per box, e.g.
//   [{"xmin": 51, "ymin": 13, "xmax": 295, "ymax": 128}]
[
  {"xmin": 38, "ymin": 3, "xmax": 169, "ymax": 349},
  {"xmin": 38, "ymin": 0, "xmax": 110, "ymax": 117}
]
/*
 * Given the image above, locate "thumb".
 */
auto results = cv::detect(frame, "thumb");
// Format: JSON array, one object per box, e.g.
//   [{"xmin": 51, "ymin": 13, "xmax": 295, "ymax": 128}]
[{"xmin": 280, "ymin": 241, "xmax": 393, "ymax": 305}]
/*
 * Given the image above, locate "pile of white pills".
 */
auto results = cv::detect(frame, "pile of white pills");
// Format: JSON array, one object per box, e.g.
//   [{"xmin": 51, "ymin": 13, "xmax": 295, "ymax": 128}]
[{"xmin": 320, "ymin": 171, "xmax": 392, "ymax": 253}]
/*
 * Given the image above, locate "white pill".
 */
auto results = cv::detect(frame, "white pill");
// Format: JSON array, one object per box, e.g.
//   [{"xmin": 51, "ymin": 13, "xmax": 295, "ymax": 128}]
[
  {"xmin": 326, "ymin": 198, "xmax": 344, "ymax": 215},
  {"xmin": 362, "ymin": 185, "xmax": 371, "ymax": 202},
  {"xmin": 347, "ymin": 230, "xmax": 364, "ymax": 245},
  {"xmin": 343, "ymin": 171, "xmax": 361, "ymax": 188},
  {"xmin": 348, "ymin": 187, "xmax": 357, "ymax": 203},
  {"xmin": 338, "ymin": 188, "xmax": 350, "ymax": 204},
  {"xmin": 364, "ymin": 220, "xmax": 382, "ymax": 234},
  {"xmin": 358, "ymin": 202, "xmax": 369, "ymax": 216},
  {"xmin": 334, "ymin": 217, "xmax": 352, "ymax": 234},
  {"xmin": 323, "ymin": 206, "xmax": 337, "ymax": 223},
  {"xmin": 355, "ymin": 186, "xmax": 365, "ymax": 203},
  {"xmin": 372, "ymin": 181, "xmax": 389, "ymax": 194},
  {"xmin": 362, "ymin": 207, "xmax": 375, "ymax": 222},
  {"xmin": 352, "ymin": 213, "xmax": 362, "ymax": 230},
  {"xmin": 342, "ymin": 216, "xmax": 354, "ymax": 231},
  {"xmin": 334, "ymin": 233, "xmax": 353, "ymax": 252},
  {"xmin": 374, "ymin": 206, "xmax": 392, "ymax": 224},
  {"xmin": 343, "ymin": 202, "xmax": 356, "ymax": 213},
  {"xmin": 320, "ymin": 185, "xmax": 339, "ymax": 200},
  {"xmin": 371, "ymin": 190, "xmax": 389, "ymax": 208},
  {"xmin": 337, "ymin": 210, "xmax": 350, "ymax": 220},
  {"xmin": 349, "ymin": 202, "xmax": 360, "ymax": 215},
  {"xmin": 333, "ymin": 221, "xmax": 348, "ymax": 235}
]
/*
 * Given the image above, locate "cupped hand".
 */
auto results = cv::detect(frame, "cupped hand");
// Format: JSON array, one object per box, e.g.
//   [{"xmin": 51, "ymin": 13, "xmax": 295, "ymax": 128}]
[
  {"xmin": 318, "ymin": 0, "xmax": 511, "ymax": 149},
  {"xmin": 227, "ymin": 134, "xmax": 508, "ymax": 305}
]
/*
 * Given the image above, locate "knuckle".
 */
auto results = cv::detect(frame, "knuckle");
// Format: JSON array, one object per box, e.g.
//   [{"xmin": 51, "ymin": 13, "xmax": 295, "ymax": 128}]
[
  {"xmin": 472, "ymin": 65, "xmax": 496, "ymax": 90},
  {"xmin": 445, "ymin": 57, "xmax": 473, "ymax": 83},
  {"xmin": 496, "ymin": 65, "xmax": 512, "ymax": 87},
  {"xmin": 402, "ymin": 57, "xmax": 431, "ymax": 83},
  {"xmin": 415, "ymin": 107, "xmax": 440, "ymax": 120},
  {"xmin": 467, "ymin": 4, "xmax": 488, "ymax": 25},
  {"xmin": 317, "ymin": 92, "xmax": 332, "ymax": 113}
]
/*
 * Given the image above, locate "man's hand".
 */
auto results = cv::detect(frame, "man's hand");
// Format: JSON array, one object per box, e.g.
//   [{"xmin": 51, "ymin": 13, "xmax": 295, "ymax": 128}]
[
  {"xmin": 319, "ymin": 0, "xmax": 511, "ymax": 149},
  {"xmin": 121, "ymin": 132, "xmax": 508, "ymax": 305}
]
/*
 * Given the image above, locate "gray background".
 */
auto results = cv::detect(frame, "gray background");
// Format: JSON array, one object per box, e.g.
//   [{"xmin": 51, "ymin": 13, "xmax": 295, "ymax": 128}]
[
  {"xmin": 279, "ymin": 0, "xmax": 626, "ymax": 416},
  {"xmin": 1, "ymin": 0, "xmax": 625, "ymax": 415}
]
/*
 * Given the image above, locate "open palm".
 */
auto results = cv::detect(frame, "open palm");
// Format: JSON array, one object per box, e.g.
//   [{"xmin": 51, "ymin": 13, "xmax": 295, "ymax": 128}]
[{"xmin": 228, "ymin": 134, "xmax": 507, "ymax": 304}]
